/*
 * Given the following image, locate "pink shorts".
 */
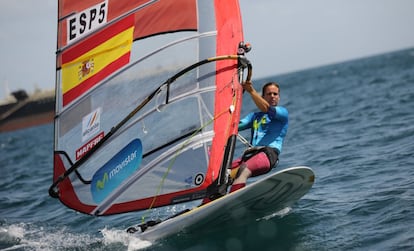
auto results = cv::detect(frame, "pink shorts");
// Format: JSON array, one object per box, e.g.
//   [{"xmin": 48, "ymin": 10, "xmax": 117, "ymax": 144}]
[{"xmin": 231, "ymin": 152, "xmax": 271, "ymax": 177}]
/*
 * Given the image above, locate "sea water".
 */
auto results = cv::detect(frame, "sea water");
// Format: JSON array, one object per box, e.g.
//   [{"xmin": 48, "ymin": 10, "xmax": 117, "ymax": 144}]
[{"xmin": 1, "ymin": 48, "xmax": 413, "ymax": 250}]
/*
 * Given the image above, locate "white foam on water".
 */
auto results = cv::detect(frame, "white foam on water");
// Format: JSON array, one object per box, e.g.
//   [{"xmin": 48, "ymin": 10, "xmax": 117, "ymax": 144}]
[
  {"xmin": 0, "ymin": 224, "xmax": 26, "ymax": 250},
  {"xmin": 256, "ymin": 206, "xmax": 292, "ymax": 221},
  {"xmin": 1, "ymin": 224, "xmax": 25, "ymax": 239},
  {"xmin": 0, "ymin": 223, "xmax": 104, "ymax": 251},
  {"xmin": 100, "ymin": 227, "xmax": 152, "ymax": 251},
  {"xmin": 1, "ymin": 222, "xmax": 155, "ymax": 251}
]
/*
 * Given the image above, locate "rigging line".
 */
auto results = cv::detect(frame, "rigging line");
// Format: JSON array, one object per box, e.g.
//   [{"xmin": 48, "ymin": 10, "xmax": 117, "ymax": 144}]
[
  {"xmin": 49, "ymin": 54, "xmax": 250, "ymax": 199},
  {"xmin": 225, "ymin": 72, "xmax": 240, "ymax": 142},
  {"xmin": 237, "ymin": 134, "xmax": 253, "ymax": 148},
  {"xmin": 140, "ymin": 102, "xmax": 232, "ymax": 224}
]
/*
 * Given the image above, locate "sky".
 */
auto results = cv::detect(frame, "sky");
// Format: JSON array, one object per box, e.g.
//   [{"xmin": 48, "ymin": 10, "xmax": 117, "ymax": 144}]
[{"xmin": 1, "ymin": 0, "xmax": 414, "ymax": 99}]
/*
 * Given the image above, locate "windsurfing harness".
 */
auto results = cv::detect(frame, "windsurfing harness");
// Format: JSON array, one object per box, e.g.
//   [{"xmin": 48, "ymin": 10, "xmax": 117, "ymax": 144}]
[
  {"xmin": 241, "ymin": 146, "xmax": 279, "ymax": 169},
  {"xmin": 229, "ymin": 146, "xmax": 279, "ymax": 179}
]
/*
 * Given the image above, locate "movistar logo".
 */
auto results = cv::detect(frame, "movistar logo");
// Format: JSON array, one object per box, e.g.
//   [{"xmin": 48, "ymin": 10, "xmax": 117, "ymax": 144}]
[
  {"xmin": 94, "ymin": 151, "xmax": 137, "ymax": 191},
  {"xmin": 96, "ymin": 172, "xmax": 109, "ymax": 190},
  {"xmin": 109, "ymin": 150, "xmax": 137, "ymax": 179},
  {"xmin": 90, "ymin": 139, "xmax": 143, "ymax": 203}
]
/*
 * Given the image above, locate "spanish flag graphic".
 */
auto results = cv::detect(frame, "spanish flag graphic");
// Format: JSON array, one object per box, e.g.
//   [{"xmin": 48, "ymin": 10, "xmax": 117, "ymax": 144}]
[{"xmin": 61, "ymin": 15, "xmax": 134, "ymax": 107}]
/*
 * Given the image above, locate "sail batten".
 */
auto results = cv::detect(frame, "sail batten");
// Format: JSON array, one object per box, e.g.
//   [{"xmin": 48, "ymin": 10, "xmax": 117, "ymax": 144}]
[{"xmin": 51, "ymin": 0, "xmax": 250, "ymax": 216}]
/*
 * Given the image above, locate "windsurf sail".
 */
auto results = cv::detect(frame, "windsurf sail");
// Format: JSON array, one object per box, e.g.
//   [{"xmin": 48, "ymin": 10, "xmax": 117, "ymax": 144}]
[{"xmin": 50, "ymin": 0, "xmax": 252, "ymax": 216}]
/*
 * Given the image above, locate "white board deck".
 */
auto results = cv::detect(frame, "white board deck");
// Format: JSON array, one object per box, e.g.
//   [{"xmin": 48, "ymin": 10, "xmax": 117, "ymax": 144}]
[{"xmin": 132, "ymin": 166, "xmax": 315, "ymax": 241}]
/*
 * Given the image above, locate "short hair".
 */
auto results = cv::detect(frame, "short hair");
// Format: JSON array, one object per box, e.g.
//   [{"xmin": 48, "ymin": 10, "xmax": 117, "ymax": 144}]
[{"xmin": 262, "ymin": 82, "xmax": 280, "ymax": 96}]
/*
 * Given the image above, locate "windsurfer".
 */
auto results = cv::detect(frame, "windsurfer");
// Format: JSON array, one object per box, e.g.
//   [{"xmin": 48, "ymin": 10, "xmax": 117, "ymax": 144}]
[{"xmin": 229, "ymin": 81, "xmax": 288, "ymax": 192}]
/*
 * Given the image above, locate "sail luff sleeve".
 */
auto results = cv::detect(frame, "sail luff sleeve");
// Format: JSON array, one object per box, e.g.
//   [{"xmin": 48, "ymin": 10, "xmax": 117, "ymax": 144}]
[{"xmin": 204, "ymin": 0, "xmax": 244, "ymax": 186}]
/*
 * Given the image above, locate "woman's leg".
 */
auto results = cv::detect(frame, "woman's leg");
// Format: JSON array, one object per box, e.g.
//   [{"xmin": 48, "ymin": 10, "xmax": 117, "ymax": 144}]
[{"xmin": 229, "ymin": 152, "xmax": 270, "ymax": 193}]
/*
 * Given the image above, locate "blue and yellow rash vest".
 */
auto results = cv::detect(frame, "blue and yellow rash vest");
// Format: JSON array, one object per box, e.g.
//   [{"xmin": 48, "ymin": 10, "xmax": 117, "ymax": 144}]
[{"xmin": 238, "ymin": 106, "xmax": 288, "ymax": 154}]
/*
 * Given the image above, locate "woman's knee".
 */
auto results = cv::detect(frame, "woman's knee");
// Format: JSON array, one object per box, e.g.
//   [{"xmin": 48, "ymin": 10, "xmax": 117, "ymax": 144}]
[{"xmin": 245, "ymin": 152, "xmax": 271, "ymax": 177}]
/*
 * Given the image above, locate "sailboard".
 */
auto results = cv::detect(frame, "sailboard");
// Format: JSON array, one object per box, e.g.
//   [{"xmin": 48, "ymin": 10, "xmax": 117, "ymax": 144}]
[
  {"xmin": 129, "ymin": 166, "xmax": 315, "ymax": 241},
  {"xmin": 49, "ymin": 0, "xmax": 314, "ymax": 241},
  {"xmin": 50, "ymin": 0, "xmax": 252, "ymax": 216}
]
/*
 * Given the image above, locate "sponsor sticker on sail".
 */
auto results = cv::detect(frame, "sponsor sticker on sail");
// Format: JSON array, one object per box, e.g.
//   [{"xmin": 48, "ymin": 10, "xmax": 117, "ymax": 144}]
[
  {"xmin": 76, "ymin": 132, "xmax": 104, "ymax": 161},
  {"xmin": 91, "ymin": 139, "xmax": 143, "ymax": 203},
  {"xmin": 61, "ymin": 15, "xmax": 135, "ymax": 107},
  {"xmin": 82, "ymin": 107, "xmax": 102, "ymax": 142}
]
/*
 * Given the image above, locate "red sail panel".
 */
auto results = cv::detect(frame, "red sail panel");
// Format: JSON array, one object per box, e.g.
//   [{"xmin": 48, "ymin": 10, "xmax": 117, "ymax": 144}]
[
  {"xmin": 58, "ymin": 0, "xmax": 197, "ymax": 49},
  {"xmin": 204, "ymin": 0, "xmax": 244, "ymax": 186},
  {"xmin": 54, "ymin": 154, "xmax": 96, "ymax": 214}
]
